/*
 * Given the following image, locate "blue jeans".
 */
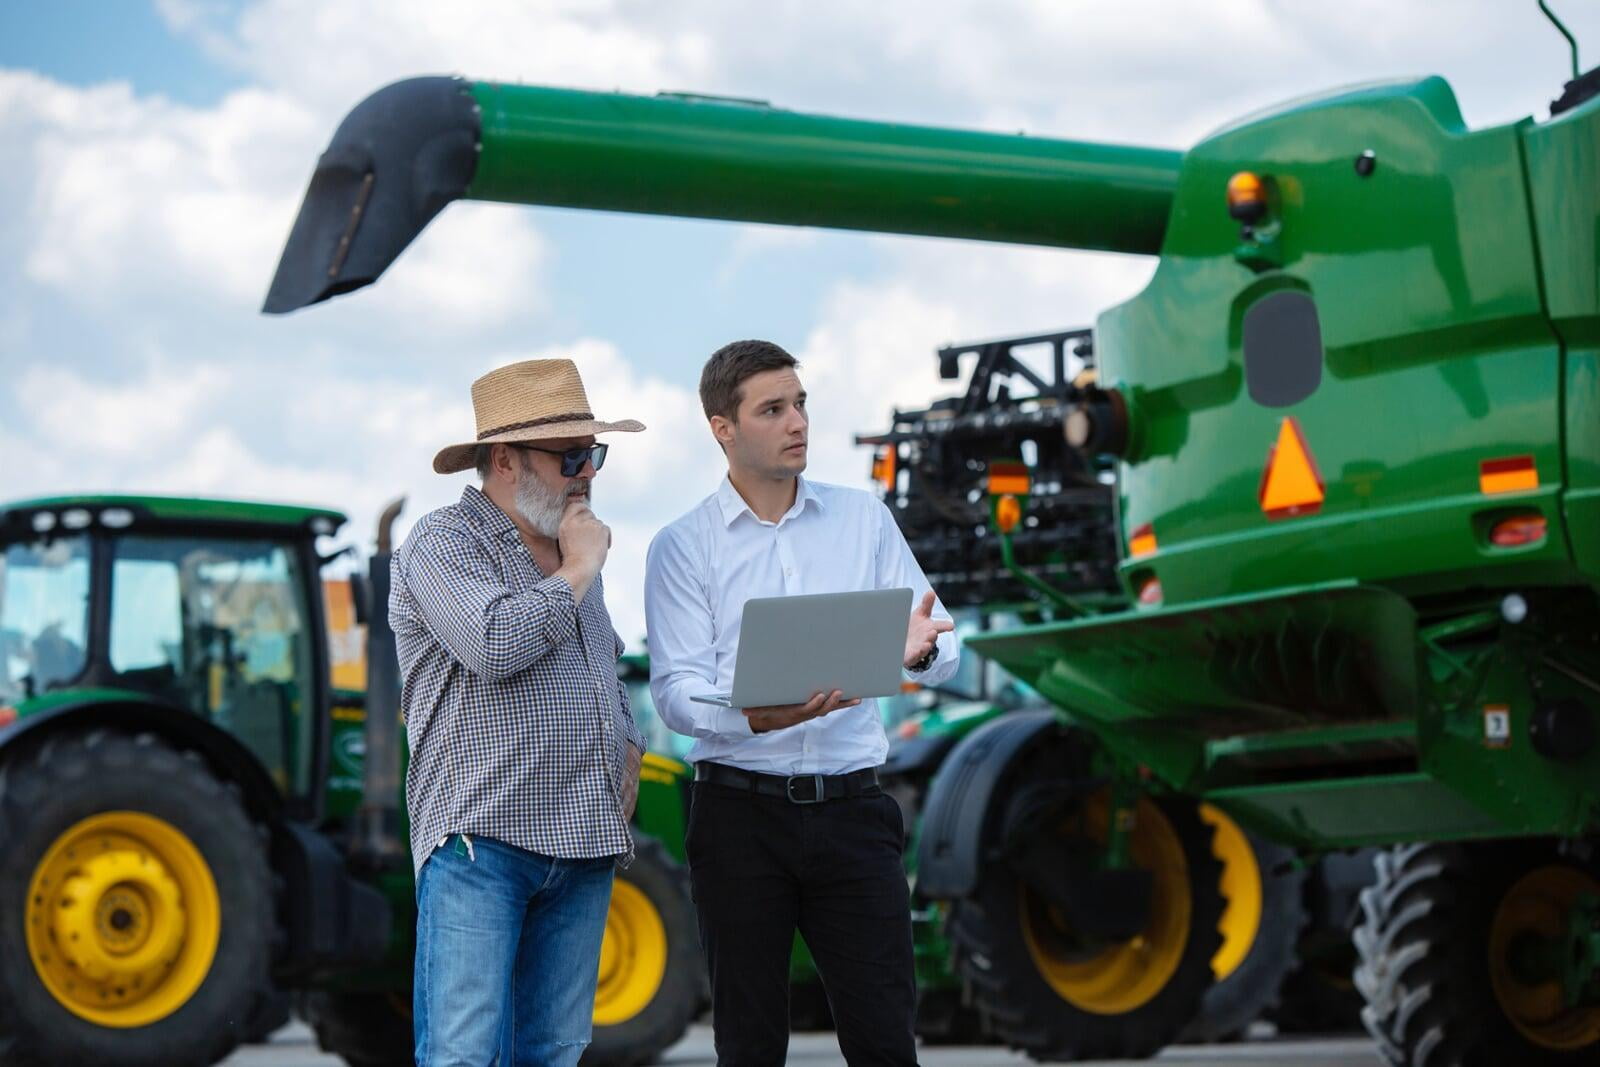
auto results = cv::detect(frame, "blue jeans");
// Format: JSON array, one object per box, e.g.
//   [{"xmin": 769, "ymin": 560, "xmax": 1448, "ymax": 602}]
[{"xmin": 414, "ymin": 834, "xmax": 616, "ymax": 1067}]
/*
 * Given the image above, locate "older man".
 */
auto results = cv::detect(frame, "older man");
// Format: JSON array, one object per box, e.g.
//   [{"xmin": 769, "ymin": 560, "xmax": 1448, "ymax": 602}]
[{"xmin": 391, "ymin": 358, "xmax": 647, "ymax": 1067}]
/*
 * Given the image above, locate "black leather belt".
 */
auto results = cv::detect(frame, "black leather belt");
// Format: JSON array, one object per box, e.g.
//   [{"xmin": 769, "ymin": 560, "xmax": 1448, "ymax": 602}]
[{"xmin": 694, "ymin": 761, "xmax": 880, "ymax": 804}]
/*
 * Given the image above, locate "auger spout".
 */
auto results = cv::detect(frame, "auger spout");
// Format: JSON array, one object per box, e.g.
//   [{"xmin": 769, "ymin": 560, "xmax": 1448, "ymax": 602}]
[{"xmin": 263, "ymin": 76, "xmax": 1180, "ymax": 313}]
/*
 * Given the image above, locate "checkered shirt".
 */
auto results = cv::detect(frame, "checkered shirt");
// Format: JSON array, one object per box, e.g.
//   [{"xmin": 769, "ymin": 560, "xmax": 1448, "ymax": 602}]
[{"xmin": 390, "ymin": 485, "xmax": 645, "ymax": 875}]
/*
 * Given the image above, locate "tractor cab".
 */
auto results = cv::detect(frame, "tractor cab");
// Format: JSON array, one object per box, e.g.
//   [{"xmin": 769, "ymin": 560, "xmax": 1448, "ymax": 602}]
[{"xmin": 0, "ymin": 496, "xmax": 341, "ymax": 815}]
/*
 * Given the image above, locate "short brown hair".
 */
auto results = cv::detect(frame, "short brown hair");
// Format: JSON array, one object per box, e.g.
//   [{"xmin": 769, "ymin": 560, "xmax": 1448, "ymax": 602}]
[{"xmin": 699, "ymin": 339, "xmax": 799, "ymax": 422}]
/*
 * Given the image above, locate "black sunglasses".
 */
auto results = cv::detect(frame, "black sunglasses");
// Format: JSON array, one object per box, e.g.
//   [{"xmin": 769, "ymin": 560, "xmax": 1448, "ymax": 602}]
[{"xmin": 512, "ymin": 442, "xmax": 608, "ymax": 477}]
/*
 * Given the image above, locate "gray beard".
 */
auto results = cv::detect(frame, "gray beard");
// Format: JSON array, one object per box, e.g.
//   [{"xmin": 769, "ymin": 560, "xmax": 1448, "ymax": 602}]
[{"xmin": 514, "ymin": 471, "xmax": 590, "ymax": 538}]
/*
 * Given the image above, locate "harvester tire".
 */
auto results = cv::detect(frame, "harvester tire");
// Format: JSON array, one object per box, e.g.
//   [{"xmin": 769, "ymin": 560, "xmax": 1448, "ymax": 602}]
[
  {"xmin": 300, "ymin": 990, "xmax": 413, "ymax": 1067},
  {"xmin": 948, "ymin": 793, "xmax": 1224, "ymax": 1061},
  {"xmin": 1355, "ymin": 842, "xmax": 1600, "ymax": 1066},
  {"xmin": 584, "ymin": 836, "xmax": 704, "ymax": 1066},
  {"xmin": 242, "ymin": 986, "xmax": 292, "ymax": 1043},
  {"xmin": 1181, "ymin": 811, "xmax": 1307, "ymax": 1042},
  {"xmin": 0, "ymin": 729, "xmax": 275, "ymax": 1067}
]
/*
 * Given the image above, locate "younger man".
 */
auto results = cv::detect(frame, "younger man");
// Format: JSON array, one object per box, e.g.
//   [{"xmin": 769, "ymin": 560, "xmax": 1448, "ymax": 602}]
[{"xmin": 646, "ymin": 339, "xmax": 957, "ymax": 1066}]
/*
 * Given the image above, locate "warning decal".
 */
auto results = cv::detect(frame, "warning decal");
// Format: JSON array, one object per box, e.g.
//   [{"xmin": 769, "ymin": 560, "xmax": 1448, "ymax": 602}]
[
  {"xmin": 1483, "ymin": 704, "xmax": 1511, "ymax": 749},
  {"xmin": 1259, "ymin": 417, "xmax": 1325, "ymax": 519}
]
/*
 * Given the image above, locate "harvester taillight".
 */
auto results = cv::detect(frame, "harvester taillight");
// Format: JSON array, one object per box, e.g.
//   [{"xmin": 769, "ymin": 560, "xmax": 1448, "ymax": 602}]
[
  {"xmin": 1137, "ymin": 576, "xmax": 1163, "ymax": 607},
  {"xmin": 871, "ymin": 447, "xmax": 897, "ymax": 491},
  {"xmin": 0, "ymin": 706, "xmax": 16, "ymax": 728},
  {"xmin": 1490, "ymin": 514, "xmax": 1548, "ymax": 548},
  {"xmin": 1128, "ymin": 523, "xmax": 1157, "ymax": 558}
]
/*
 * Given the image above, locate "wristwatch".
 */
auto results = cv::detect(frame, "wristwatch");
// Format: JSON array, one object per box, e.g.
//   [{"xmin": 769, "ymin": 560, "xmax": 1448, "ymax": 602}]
[{"xmin": 908, "ymin": 646, "xmax": 937, "ymax": 673}]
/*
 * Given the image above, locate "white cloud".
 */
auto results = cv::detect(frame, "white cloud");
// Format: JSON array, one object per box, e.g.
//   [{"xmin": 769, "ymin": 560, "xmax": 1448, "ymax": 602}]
[
  {"xmin": 16, "ymin": 362, "xmax": 233, "ymax": 453},
  {"xmin": 2, "ymin": 70, "xmax": 548, "ymax": 341},
  {"xmin": 160, "ymin": 0, "xmax": 714, "ymax": 107}
]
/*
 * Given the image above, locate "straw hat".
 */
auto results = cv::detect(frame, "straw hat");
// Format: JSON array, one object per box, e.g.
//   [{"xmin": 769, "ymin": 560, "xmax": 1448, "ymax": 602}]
[{"xmin": 433, "ymin": 359, "xmax": 645, "ymax": 474}]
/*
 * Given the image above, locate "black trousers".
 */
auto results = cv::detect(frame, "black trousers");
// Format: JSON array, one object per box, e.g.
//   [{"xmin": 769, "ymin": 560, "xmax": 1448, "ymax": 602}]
[{"xmin": 685, "ymin": 775, "xmax": 919, "ymax": 1067}]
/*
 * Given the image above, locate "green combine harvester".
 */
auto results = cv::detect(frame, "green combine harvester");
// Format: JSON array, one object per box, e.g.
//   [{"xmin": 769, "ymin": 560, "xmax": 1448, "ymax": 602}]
[{"xmin": 258, "ymin": 17, "xmax": 1600, "ymax": 1061}]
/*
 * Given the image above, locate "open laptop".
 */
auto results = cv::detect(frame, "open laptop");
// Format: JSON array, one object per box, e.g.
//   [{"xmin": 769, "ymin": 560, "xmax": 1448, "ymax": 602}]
[{"xmin": 690, "ymin": 588, "xmax": 914, "ymax": 708}]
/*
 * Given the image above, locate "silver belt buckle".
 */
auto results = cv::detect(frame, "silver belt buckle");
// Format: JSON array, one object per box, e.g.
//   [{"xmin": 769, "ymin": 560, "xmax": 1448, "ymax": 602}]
[{"xmin": 786, "ymin": 773, "xmax": 826, "ymax": 804}]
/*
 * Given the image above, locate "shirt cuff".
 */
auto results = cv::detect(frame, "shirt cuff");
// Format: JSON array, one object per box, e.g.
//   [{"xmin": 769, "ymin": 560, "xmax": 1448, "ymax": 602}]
[
  {"xmin": 715, "ymin": 705, "xmax": 755, "ymax": 739},
  {"xmin": 537, "ymin": 574, "xmax": 579, "ymax": 649}
]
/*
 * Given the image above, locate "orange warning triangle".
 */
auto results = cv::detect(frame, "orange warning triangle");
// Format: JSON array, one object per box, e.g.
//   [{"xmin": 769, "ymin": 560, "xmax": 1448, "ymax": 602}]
[{"xmin": 1259, "ymin": 417, "xmax": 1324, "ymax": 518}]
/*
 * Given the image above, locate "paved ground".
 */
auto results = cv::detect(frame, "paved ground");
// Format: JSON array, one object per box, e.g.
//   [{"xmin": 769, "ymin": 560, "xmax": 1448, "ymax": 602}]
[{"xmin": 223, "ymin": 1022, "xmax": 1387, "ymax": 1066}]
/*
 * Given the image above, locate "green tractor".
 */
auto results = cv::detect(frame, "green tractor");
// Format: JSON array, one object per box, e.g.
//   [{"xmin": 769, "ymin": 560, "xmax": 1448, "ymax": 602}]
[
  {"xmin": 0, "ymin": 495, "xmax": 702, "ymax": 1066},
  {"xmin": 263, "ymin": 15, "xmax": 1600, "ymax": 1062}
]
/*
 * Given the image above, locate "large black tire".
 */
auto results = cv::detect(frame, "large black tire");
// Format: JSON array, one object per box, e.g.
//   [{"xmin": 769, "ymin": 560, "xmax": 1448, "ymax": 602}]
[
  {"xmin": 1181, "ymin": 810, "xmax": 1308, "ymax": 1042},
  {"xmin": 948, "ymin": 792, "xmax": 1224, "ymax": 1061},
  {"xmin": 1270, "ymin": 848, "xmax": 1375, "ymax": 1035},
  {"xmin": 914, "ymin": 986, "xmax": 989, "ymax": 1046},
  {"xmin": 242, "ymin": 986, "xmax": 293, "ymax": 1043},
  {"xmin": 300, "ymin": 990, "xmax": 413, "ymax": 1067},
  {"xmin": 1355, "ymin": 842, "xmax": 1600, "ymax": 1066},
  {"xmin": 584, "ymin": 837, "xmax": 705, "ymax": 1066},
  {"xmin": 0, "ymin": 729, "xmax": 275, "ymax": 1067}
]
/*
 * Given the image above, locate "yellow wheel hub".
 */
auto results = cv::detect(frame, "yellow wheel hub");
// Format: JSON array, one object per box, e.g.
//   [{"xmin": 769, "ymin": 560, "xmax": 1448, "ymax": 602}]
[
  {"xmin": 1488, "ymin": 864, "xmax": 1600, "ymax": 1052},
  {"xmin": 26, "ymin": 812, "xmax": 221, "ymax": 1028},
  {"xmin": 593, "ymin": 878, "xmax": 667, "ymax": 1026},
  {"xmin": 1202, "ymin": 804, "xmax": 1262, "ymax": 982},
  {"xmin": 1020, "ymin": 793, "xmax": 1192, "ymax": 1016}
]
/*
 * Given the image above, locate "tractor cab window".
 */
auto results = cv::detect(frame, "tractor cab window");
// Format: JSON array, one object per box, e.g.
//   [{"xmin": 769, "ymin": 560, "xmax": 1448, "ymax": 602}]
[
  {"xmin": 108, "ymin": 536, "xmax": 317, "ymax": 796},
  {"xmin": 0, "ymin": 535, "xmax": 91, "ymax": 703}
]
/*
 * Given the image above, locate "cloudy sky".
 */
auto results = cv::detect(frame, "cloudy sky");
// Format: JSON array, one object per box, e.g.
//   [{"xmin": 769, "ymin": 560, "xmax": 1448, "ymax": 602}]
[{"xmin": 2, "ymin": 0, "xmax": 1594, "ymax": 640}]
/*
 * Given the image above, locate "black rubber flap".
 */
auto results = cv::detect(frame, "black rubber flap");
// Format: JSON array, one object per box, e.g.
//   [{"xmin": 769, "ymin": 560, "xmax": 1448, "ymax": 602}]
[{"xmin": 262, "ymin": 76, "xmax": 480, "ymax": 313}]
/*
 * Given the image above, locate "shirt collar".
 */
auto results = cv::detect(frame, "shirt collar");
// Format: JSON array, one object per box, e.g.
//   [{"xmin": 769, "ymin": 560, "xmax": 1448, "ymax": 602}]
[
  {"xmin": 459, "ymin": 484, "xmax": 521, "ymax": 543},
  {"xmin": 716, "ymin": 475, "xmax": 825, "ymax": 528}
]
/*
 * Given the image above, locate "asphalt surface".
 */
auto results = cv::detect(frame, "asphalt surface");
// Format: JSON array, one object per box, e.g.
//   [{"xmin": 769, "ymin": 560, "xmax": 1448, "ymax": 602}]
[{"xmin": 222, "ymin": 1022, "xmax": 1388, "ymax": 1066}]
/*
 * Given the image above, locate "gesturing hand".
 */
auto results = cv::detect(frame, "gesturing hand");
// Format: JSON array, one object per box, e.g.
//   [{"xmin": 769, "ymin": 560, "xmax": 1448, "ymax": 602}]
[
  {"xmin": 904, "ymin": 590, "xmax": 954, "ymax": 669},
  {"xmin": 741, "ymin": 690, "xmax": 861, "ymax": 734}
]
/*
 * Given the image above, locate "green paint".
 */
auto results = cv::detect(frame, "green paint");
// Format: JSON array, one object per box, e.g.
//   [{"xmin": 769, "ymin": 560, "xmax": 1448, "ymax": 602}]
[
  {"xmin": 467, "ymin": 82, "xmax": 1180, "ymax": 256},
  {"xmin": 2, "ymin": 494, "xmax": 346, "ymax": 532},
  {"xmin": 12, "ymin": 687, "xmax": 152, "ymax": 717}
]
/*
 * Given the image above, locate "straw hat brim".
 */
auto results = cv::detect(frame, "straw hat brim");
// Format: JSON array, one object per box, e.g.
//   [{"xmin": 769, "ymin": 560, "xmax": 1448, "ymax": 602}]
[{"xmin": 433, "ymin": 418, "xmax": 645, "ymax": 474}]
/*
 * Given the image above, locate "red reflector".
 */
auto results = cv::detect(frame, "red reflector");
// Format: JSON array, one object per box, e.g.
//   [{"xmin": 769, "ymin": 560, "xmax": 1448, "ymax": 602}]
[
  {"xmin": 897, "ymin": 720, "xmax": 922, "ymax": 740},
  {"xmin": 1490, "ymin": 515, "xmax": 1547, "ymax": 547},
  {"xmin": 0, "ymin": 706, "xmax": 16, "ymax": 728},
  {"xmin": 987, "ymin": 459, "xmax": 1031, "ymax": 497},
  {"xmin": 1138, "ymin": 577, "xmax": 1163, "ymax": 606}
]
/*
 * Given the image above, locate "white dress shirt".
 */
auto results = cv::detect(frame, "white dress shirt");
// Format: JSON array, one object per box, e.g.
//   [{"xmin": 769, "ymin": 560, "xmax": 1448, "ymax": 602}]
[{"xmin": 645, "ymin": 475, "xmax": 959, "ymax": 775}]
